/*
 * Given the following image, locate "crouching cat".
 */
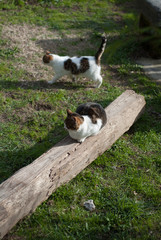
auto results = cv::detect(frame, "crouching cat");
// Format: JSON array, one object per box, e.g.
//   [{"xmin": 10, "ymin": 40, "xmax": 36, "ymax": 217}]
[
  {"xmin": 42, "ymin": 37, "xmax": 107, "ymax": 88},
  {"xmin": 64, "ymin": 102, "xmax": 107, "ymax": 143}
]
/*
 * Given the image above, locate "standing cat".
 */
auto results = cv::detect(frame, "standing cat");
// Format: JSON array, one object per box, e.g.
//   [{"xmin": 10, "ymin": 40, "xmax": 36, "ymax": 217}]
[
  {"xmin": 43, "ymin": 37, "xmax": 107, "ymax": 88},
  {"xmin": 64, "ymin": 102, "xmax": 107, "ymax": 142}
]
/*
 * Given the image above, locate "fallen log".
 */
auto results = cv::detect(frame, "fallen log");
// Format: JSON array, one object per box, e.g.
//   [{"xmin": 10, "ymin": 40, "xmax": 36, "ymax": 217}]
[{"xmin": 0, "ymin": 90, "xmax": 146, "ymax": 239}]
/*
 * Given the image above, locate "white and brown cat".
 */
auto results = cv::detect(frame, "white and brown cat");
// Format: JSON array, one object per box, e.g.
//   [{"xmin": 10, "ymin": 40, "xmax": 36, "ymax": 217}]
[
  {"xmin": 64, "ymin": 102, "xmax": 107, "ymax": 143},
  {"xmin": 43, "ymin": 37, "xmax": 107, "ymax": 88}
]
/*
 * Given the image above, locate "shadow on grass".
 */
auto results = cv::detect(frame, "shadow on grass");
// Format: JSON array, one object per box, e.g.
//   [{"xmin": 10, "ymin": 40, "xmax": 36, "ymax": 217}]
[
  {"xmin": 0, "ymin": 80, "xmax": 90, "ymax": 91},
  {"xmin": 0, "ymin": 124, "xmax": 67, "ymax": 184},
  {"xmin": 36, "ymin": 35, "xmax": 105, "ymax": 55}
]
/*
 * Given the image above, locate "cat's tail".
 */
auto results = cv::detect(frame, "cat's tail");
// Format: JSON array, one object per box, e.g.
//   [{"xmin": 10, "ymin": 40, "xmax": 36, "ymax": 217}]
[{"xmin": 95, "ymin": 36, "xmax": 107, "ymax": 65}]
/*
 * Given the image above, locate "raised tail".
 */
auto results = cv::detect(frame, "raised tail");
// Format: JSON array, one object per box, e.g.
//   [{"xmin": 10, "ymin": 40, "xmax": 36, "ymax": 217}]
[{"xmin": 95, "ymin": 36, "xmax": 107, "ymax": 65}]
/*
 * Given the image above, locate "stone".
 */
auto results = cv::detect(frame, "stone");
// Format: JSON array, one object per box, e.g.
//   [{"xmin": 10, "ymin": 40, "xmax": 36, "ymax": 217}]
[
  {"xmin": 137, "ymin": 58, "xmax": 161, "ymax": 85},
  {"xmin": 83, "ymin": 200, "xmax": 96, "ymax": 211}
]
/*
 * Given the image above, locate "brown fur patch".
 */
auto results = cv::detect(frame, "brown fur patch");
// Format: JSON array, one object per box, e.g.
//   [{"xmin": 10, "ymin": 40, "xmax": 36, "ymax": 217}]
[
  {"xmin": 64, "ymin": 57, "xmax": 89, "ymax": 75},
  {"xmin": 67, "ymin": 109, "xmax": 73, "ymax": 115},
  {"xmin": 80, "ymin": 58, "xmax": 90, "ymax": 72},
  {"xmin": 64, "ymin": 59, "xmax": 78, "ymax": 74},
  {"xmin": 43, "ymin": 52, "xmax": 53, "ymax": 63},
  {"xmin": 88, "ymin": 107, "xmax": 100, "ymax": 124},
  {"xmin": 76, "ymin": 102, "xmax": 107, "ymax": 127},
  {"xmin": 74, "ymin": 116, "xmax": 84, "ymax": 128},
  {"xmin": 65, "ymin": 109, "xmax": 84, "ymax": 130}
]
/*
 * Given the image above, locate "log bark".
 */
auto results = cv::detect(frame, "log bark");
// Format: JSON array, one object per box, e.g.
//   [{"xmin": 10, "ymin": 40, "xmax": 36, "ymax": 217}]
[{"xmin": 0, "ymin": 90, "xmax": 146, "ymax": 239}]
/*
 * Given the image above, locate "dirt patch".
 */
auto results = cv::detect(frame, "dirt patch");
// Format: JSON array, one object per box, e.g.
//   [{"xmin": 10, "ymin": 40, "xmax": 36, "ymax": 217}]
[
  {"xmin": 106, "ymin": 65, "xmax": 130, "ymax": 90},
  {"xmin": 33, "ymin": 102, "xmax": 53, "ymax": 111},
  {"xmin": 3, "ymin": 101, "xmax": 53, "ymax": 125},
  {"xmin": 4, "ymin": 91, "xmax": 24, "ymax": 100},
  {"xmin": 12, "ymin": 104, "xmax": 35, "ymax": 124},
  {"xmin": 1, "ymin": 24, "xmax": 93, "ymax": 83},
  {"xmin": 17, "ymin": 102, "xmax": 53, "ymax": 119},
  {"xmin": 0, "ymin": 113, "xmax": 8, "ymax": 123}
]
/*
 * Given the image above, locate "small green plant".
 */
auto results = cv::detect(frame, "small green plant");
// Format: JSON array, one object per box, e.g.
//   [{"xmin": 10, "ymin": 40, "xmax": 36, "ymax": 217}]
[{"xmin": 0, "ymin": 47, "xmax": 19, "ymax": 59}]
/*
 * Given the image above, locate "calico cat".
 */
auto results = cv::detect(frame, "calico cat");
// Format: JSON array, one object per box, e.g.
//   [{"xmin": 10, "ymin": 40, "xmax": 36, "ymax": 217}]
[
  {"xmin": 64, "ymin": 102, "xmax": 107, "ymax": 143},
  {"xmin": 42, "ymin": 37, "xmax": 107, "ymax": 88}
]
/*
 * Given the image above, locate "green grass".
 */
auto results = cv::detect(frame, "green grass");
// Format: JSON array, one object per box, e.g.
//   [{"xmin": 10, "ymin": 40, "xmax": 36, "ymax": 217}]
[{"xmin": 0, "ymin": 0, "xmax": 161, "ymax": 239}]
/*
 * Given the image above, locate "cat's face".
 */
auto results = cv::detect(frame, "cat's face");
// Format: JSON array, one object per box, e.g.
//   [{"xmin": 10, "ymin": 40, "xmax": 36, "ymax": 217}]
[
  {"xmin": 64, "ymin": 109, "xmax": 84, "ymax": 131},
  {"xmin": 42, "ymin": 51, "xmax": 53, "ymax": 64}
]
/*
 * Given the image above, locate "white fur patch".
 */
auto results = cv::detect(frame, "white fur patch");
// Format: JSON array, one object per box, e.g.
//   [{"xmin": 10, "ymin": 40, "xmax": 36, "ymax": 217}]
[{"xmin": 67, "ymin": 115, "xmax": 102, "ymax": 142}]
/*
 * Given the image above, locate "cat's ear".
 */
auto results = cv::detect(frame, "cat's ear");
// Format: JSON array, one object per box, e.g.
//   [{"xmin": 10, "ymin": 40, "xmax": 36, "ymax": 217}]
[
  {"xmin": 46, "ymin": 51, "xmax": 51, "ymax": 55},
  {"xmin": 67, "ymin": 109, "xmax": 73, "ymax": 115}
]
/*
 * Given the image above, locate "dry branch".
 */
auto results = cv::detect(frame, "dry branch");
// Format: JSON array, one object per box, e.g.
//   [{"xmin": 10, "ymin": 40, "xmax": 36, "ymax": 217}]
[{"xmin": 0, "ymin": 90, "xmax": 146, "ymax": 239}]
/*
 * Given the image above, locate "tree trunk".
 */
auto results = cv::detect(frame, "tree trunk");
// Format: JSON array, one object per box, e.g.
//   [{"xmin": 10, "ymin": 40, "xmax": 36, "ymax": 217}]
[{"xmin": 0, "ymin": 90, "xmax": 146, "ymax": 239}]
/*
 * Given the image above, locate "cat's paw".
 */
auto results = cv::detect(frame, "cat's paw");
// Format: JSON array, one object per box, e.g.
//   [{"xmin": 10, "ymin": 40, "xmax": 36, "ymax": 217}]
[
  {"xmin": 95, "ymin": 83, "xmax": 102, "ymax": 88},
  {"xmin": 78, "ymin": 138, "xmax": 86, "ymax": 143}
]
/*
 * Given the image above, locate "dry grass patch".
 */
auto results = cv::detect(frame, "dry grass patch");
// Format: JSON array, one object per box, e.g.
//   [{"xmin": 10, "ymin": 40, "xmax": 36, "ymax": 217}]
[
  {"xmin": 1, "ymin": 24, "xmax": 60, "ymax": 81},
  {"xmin": 1, "ymin": 24, "xmax": 94, "ymax": 83}
]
